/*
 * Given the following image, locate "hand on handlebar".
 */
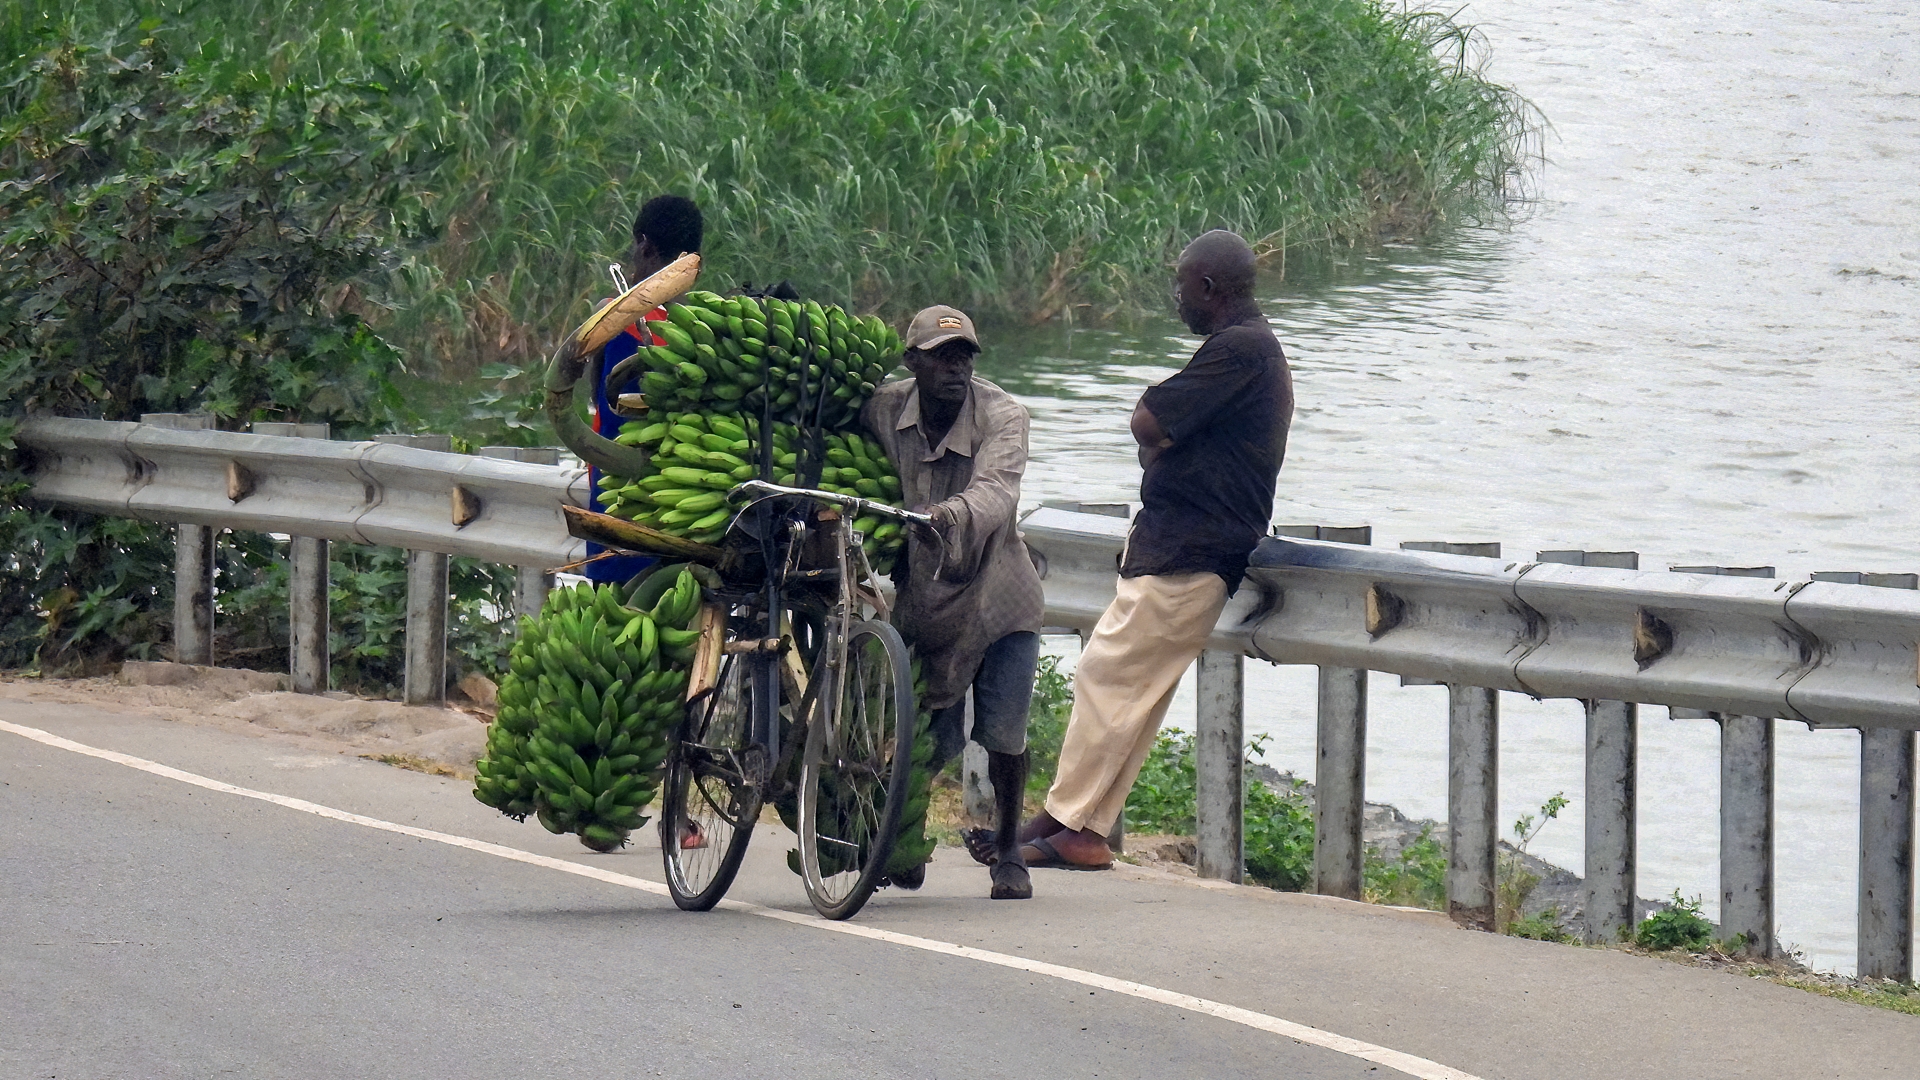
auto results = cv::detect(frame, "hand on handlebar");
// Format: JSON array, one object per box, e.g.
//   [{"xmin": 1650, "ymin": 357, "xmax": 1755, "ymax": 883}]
[{"xmin": 731, "ymin": 479, "xmax": 934, "ymax": 528}]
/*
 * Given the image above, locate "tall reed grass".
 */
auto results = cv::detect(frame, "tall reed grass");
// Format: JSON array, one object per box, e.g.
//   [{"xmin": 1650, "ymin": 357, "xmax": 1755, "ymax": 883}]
[{"xmin": 6, "ymin": 0, "xmax": 1534, "ymax": 371}]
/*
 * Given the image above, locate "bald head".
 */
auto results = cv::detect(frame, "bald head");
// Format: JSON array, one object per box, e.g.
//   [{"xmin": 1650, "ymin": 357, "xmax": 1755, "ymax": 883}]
[
  {"xmin": 1174, "ymin": 229, "xmax": 1260, "ymax": 333},
  {"xmin": 1179, "ymin": 230, "xmax": 1258, "ymax": 295}
]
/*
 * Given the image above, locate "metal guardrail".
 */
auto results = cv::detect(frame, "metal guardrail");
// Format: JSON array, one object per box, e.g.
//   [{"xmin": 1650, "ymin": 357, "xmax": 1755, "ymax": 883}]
[
  {"xmin": 16, "ymin": 416, "xmax": 591, "ymax": 567},
  {"xmin": 1020, "ymin": 506, "xmax": 1920, "ymax": 727},
  {"xmin": 1019, "ymin": 504, "xmax": 1920, "ymax": 979},
  {"xmin": 18, "ymin": 418, "xmax": 1920, "ymax": 978}
]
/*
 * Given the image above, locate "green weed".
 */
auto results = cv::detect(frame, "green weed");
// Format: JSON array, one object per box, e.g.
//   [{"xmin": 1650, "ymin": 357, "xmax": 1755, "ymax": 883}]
[
  {"xmin": 1024, "ymin": 654, "xmax": 1073, "ymax": 801},
  {"xmin": 1365, "ymin": 826, "xmax": 1448, "ymax": 910},
  {"xmin": 1636, "ymin": 891, "xmax": 1717, "ymax": 952},
  {"xmin": 1498, "ymin": 792, "xmax": 1570, "ymax": 940}
]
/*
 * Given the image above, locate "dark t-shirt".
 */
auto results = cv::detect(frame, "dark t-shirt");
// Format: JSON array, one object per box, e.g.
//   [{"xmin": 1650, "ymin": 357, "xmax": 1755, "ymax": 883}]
[{"xmin": 1121, "ymin": 313, "xmax": 1293, "ymax": 593}]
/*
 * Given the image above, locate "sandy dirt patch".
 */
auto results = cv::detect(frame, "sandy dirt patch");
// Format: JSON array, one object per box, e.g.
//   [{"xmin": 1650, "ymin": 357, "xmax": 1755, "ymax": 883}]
[{"xmin": 0, "ymin": 663, "xmax": 489, "ymax": 776}]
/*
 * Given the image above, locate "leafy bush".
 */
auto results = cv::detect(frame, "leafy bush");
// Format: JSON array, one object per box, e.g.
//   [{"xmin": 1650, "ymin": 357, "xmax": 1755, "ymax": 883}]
[
  {"xmin": 1507, "ymin": 911, "xmax": 1572, "ymax": 943},
  {"xmin": 0, "ymin": 28, "xmax": 443, "ymax": 673},
  {"xmin": 1242, "ymin": 736, "xmax": 1315, "ymax": 890},
  {"xmin": 1120, "ymin": 729, "xmax": 1316, "ymax": 889},
  {"xmin": 1636, "ymin": 892, "xmax": 1716, "ymax": 952},
  {"xmin": 0, "ymin": 31, "xmax": 432, "ymax": 432},
  {"xmin": 1365, "ymin": 826, "xmax": 1449, "ymax": 911},
  {"xmin": 214, "ymin": 538, "xmax": 516, "ymax": 695},
  {"xmin": 1024, "ymin": 654, "xmax": 1073, "ymax": 800},
  {"xmin": 1125, "ymin": 731, "xmax": 1201, "ymax": 834}
]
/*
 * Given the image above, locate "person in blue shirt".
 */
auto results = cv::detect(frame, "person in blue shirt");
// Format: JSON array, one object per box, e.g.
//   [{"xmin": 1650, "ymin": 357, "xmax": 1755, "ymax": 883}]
[{"xmin": 585, "ymin": 196, "xmax": 704, "ymax": 585}]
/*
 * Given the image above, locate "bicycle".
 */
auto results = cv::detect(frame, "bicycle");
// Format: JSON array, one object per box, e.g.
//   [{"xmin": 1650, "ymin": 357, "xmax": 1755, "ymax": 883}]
[{"xmin": 656, "ymin": 479, "xmax": 935, "ymax": 920}]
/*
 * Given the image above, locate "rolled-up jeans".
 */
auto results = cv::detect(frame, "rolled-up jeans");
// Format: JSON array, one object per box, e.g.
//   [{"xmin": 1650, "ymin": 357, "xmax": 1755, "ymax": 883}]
[
  {"xmin": 928, "ymin": 630, "xmax": 1041, "ymax": 769},
  {"xmin": 1044, "ymin": 572, "xmax": 1228, "ymax": 835}
]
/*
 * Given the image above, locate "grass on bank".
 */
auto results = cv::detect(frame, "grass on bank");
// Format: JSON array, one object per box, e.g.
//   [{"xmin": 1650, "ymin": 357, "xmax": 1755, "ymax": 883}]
[{"xmin": 4, "ymin": 0, "xmax": 1534, "ymax": 376}]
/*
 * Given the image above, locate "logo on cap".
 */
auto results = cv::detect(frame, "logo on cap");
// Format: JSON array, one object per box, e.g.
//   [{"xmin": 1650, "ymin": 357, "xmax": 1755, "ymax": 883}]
[{"xmin": 937, "ymin": 316, "xmax": 963, "ymax": 329}]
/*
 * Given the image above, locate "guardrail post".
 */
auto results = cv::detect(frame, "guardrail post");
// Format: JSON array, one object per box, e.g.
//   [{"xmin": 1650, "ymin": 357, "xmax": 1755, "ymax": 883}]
[
  {"xmin": 1859, "ymin": 727, "xmax": 1916, "ymax": 980},
  {"xmin": 143, "ymin": 413, "xmax": 217, "ymax": 664},
  {"xmin": 1719, "ymin": 713, "xmax": 1774, "ymax": 956},
  {"xmin": 481, "ymin": 447, "xmax": 562, "ymax": 619},
  {"xmin": 403, "ymin": 549, "xmax": 450, "ymax": 705},
  {"xmin": 1313, "ymin": 667, "xmax": 1367, "ymax": 898},
  {"xmin": 1403, "ymin": 542, "xmax": 1504, "ymax": 930},
  {"xmin": 1195, "ymin": 649, "xmax": 1245, "ymax": 883},
  {"xmin": 379, "ymin": 434, "xmax": 453, "ymax": 704},
  {"xmin": 1448, "ymin": 685, "xmax": 1499, "ymax": 930},
  {"xmin": 1583, "ymin": 698, "xmax": 1638, "ymax": 942},
  {"xmin": 1535, "ymin": 550, "xmax": 1645, "ymax": 942},
  {"xmin": 1803, "ymin": 569, "xmax": 1918, "ymax": 979},
  {"xmin": 1277, "ymin": 524, "xmax": 1372, "ymax": 900},
  {"xmin": 255, "ymin": 422, "xmax": 332, "ymax": 693},
  {"xmin": 1668, "ymin": 565, "xmax": 1780, "ymax": 954}
]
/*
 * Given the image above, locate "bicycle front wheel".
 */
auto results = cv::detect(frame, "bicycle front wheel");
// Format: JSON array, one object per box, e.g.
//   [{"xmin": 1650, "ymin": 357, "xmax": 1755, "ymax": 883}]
[
  {"xmin": 661, "ymin": 653, "xmax": 763, "ymax": 911},
  {"xmin": 797, "ymin": 619, "xmax": 915, "ymax": 920}
]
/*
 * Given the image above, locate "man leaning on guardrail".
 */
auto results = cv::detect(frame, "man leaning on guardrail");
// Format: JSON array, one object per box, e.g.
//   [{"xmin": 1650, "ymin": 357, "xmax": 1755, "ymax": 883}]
[{"xmin": 980, "ymin": 230, "xmax": 1294, "ymax": 872}]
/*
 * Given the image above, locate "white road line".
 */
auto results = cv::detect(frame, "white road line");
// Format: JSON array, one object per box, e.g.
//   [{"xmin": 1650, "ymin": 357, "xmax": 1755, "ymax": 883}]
[{"xmin": 2, "ymin": 718, "xmax": 1484, "ymax": 1080}]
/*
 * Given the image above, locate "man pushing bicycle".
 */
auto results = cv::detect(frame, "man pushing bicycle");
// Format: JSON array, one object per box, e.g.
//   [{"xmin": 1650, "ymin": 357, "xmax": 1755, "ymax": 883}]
[{"xmin": 861, "ymin": 305, "xmax": 1043, "ymax": 901}]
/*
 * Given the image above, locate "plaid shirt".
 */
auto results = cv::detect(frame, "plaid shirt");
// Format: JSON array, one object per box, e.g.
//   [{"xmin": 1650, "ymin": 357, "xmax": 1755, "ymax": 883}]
[{"xmin": 862, "ymin": 377, "xmax": 1044, "ymax": 710}]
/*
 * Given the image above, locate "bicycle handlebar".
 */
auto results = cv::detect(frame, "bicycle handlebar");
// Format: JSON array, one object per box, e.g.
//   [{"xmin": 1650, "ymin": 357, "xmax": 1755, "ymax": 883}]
[{"xmin": 730, "ymin": 479, "xmax": 936, "ymax": 530}]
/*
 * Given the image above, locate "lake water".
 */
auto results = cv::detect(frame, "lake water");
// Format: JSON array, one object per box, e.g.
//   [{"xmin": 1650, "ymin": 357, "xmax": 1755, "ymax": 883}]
[{"xmin": 977, "ymin": 0, "xmax": 1919, "ymax": 974}]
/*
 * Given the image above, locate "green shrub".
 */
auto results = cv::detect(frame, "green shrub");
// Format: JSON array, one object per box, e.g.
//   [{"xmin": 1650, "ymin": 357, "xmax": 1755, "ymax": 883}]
[
  {"xmin": 1125, "ymin": 731, "xmax": 1201, "ymax": 834},
  {"xmin": 1024, "ymin": 654, "xmax": 1073, "ymax": 799},
  {"xmin": 0, "ymin": 30, "xmax": 484, "ymax": 675},
  {"xmin": 1365, "ymin": 826, "xmax": 1449, "ymax": 911},
  {"xmin": 1507, "ymin": 910, "xmax": 1572, "ymax": 943},
  {"xmin": 1242, "ymin": 736, "xmax": 1314, "ymax": 890},
  {"xmin": 214, "ymin": 538, "xmax": 516, "ymax": 694},
  {"xmin": 1635, "ymin": 892, "xmax": 1716, "ymax": 952}
]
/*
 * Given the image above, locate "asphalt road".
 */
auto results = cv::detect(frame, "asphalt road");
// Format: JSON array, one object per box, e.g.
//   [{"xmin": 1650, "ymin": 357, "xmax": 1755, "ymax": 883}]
[{"xmin": 3, "ymin": 698, "xmax": 1915, "ymax": 1079}]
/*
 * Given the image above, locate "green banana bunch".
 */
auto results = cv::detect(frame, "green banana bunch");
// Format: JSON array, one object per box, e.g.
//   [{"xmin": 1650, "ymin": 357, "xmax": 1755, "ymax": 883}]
[
  {"xmin": 473, "ymin": 572, "xmax": 705, "ymax": 851},
  {"xmin": 603, "ymin": 410, "xmax": 757, "ymax": 546},
  {"xmin": 634, "ymin": 290, "xmax": 903, "ymax": 426},
  {"xmin": 776, "ymin": 653, "xmax": 937, "ymax": 881},
  {"xmin": 602, "ymin": 409, "xmax": 910, "ymax": 573},
  {"xmin": 884, "ymin": 656, "xmax": 937, "ymax": 877}
]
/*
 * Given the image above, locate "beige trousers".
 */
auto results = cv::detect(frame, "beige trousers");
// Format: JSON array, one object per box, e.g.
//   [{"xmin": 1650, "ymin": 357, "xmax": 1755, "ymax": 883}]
[{"xmin": 1044, "ymin": 572, "xmax": 1229, "ymax": 834}]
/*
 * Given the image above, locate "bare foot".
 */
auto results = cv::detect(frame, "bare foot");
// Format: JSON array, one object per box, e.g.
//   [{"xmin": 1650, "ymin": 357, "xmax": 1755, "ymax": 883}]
[{"xmin": 679, "ymin": 821, "xmax": 707, "ymax": 850}]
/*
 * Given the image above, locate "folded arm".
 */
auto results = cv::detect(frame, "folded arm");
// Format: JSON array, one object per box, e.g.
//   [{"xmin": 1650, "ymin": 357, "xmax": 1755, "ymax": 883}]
[{"xmin": 1132, "ymin": 399, "xmax": 1172, "ymax": 468}]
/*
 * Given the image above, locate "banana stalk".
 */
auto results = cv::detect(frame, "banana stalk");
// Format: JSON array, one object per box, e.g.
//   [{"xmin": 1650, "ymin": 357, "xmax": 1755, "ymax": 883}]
[{"xmin": 546, "ymin": 252, "xmax": 702, "ymax": 475}]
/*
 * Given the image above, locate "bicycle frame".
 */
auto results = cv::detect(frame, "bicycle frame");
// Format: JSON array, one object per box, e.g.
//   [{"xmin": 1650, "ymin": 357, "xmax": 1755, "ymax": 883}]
[{"xmin": 727, "ymin": 480, "xmax": 931, "ymax": 779}]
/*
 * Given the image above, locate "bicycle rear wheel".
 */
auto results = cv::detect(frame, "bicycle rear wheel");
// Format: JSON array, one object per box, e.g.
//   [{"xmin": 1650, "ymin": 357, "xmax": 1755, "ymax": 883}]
[
  {"xmin": 661, "ymin": 653, "xmax": 763, "ymax": 911},
  {"xmin": 798, "ymin": 618, "xmax": 915, "ymax": 920}
]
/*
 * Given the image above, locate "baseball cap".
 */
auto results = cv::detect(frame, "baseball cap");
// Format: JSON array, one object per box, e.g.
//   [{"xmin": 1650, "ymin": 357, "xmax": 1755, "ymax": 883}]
[{"xmin": 903, "ymin": 305, "xmax": 979, "ymax": 351}]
